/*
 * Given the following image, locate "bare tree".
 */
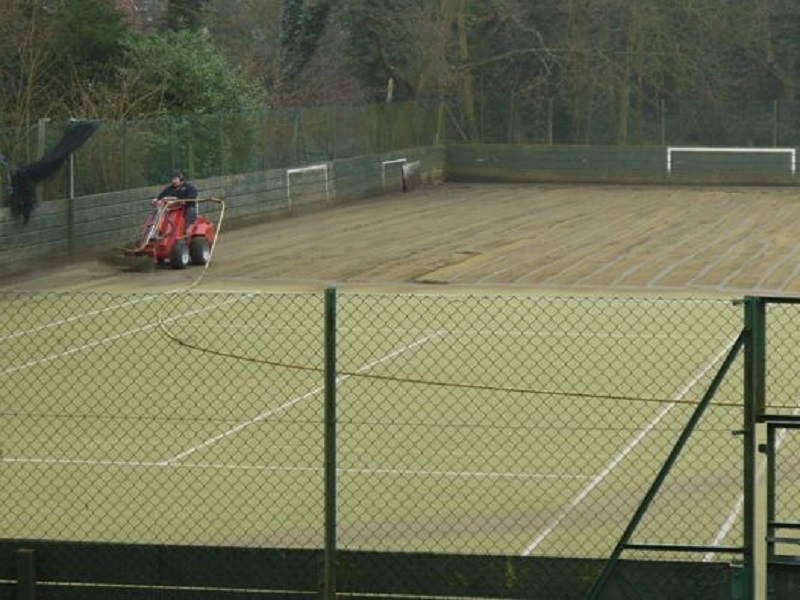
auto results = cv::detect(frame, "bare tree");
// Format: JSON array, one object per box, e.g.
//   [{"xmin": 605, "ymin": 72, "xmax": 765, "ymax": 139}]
[
  {"xmin": 205, "ymin": 0, "xmax": 283, "ymax": 88},
  {"xmin": 0, "ymin": 1, "xmax": 64, "ymax": 130},
  {"xmin": 280, "ymin": 22, "xmax": 367, "ymax": 106}
]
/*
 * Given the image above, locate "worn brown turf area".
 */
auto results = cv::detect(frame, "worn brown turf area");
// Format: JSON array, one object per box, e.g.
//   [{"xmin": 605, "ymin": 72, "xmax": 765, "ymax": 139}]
[{"xmin": 8, "ymin": 182, "xmax": 800, "ymax": 296}]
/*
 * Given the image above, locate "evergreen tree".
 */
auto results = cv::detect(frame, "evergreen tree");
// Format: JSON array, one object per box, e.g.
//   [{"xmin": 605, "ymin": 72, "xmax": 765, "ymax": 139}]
[
  {"xmin": 279, "ymin": 0, "xmax": 332, "ymax": 80},
  {"xmin": 52, "ymin": 0, "xmax": 129, "ymax": 80},
  {"xmin": 121, "ymin": 29, "xmax": 262, "ymax": 116}
]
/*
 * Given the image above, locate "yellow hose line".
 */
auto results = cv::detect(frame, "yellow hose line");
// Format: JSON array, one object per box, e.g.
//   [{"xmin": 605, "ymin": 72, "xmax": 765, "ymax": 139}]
[
  {"xmin": 153, "ymin": 198, "xmax": 748, "ymax": 408},
  {"xmin": 157, "ymin": 196, "xmax": 226, "ymax": 342}
]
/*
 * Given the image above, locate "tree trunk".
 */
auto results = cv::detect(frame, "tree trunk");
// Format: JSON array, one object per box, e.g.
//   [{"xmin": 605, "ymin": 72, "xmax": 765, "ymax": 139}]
[
  {"xmin": 615, "ymin": 1, "xmax": 637, "ymax": 144},
  {"xmin": 567, "ymin": 0, "xmax": 593, "ymax": 143},
  {"xmin": 457, "ymin": 0, "xmax": 479, "ymax": 141}
]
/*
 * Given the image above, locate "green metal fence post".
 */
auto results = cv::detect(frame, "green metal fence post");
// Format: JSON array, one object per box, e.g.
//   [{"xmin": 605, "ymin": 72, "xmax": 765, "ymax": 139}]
[
  {"xmin": 35, "ymin": 118, "xmax": 47, "ymax": 205},
  {"xmin": 743, "ymin": 296, "xmax": 767, "ymax": 600},
  {"xmin": 772, "ymin": 100, "xmax": 778, "ymax": 148},
  {"xmin": 15, "ymin": 548, "xmax": 36, "ymax": 600},
  {"xmin": 323, "ymin": 287, "xmax": 338, "ymax": 600},
  {"xmin": 584, "ymin": 329, "xmax": 746, "ymax": 600}
]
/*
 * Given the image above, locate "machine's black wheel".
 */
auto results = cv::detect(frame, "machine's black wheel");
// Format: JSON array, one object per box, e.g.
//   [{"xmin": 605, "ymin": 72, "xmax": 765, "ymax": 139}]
[
  {"xmin": 170, "ymin": 238, "xmax": 190, "ymax": 270},
  {"xmin": 189, "ymin": 236, "xmax": 210, "ymax": 265}
]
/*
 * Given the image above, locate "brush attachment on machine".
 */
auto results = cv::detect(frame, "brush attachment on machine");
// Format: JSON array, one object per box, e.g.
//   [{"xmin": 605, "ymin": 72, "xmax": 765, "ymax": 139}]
[{"xmin": 101, "ymin": 196, "xmax": 216, "ymax": 272}]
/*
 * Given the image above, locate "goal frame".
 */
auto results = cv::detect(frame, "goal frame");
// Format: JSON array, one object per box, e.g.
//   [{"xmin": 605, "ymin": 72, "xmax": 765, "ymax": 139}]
[
  {"xmin": 666, "ymin": 146, "xmax": 797, "ymax": 176},
  {"xmin": 381, "ymin": 158, "xmax": 407, "ymax": 189},
  {"xmin": 286, "ymin": 163, "xmax": 330, "ymax": 209}
]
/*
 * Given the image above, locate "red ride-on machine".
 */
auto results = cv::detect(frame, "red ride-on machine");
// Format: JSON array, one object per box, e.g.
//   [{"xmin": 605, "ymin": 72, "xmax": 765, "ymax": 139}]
[{"xmin": 126, "ymin": 197, "xmax": 215, "ymax": 269}]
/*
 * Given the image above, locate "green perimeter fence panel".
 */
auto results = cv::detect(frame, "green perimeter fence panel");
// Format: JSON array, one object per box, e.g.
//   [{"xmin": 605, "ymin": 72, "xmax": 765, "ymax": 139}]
[
  {"xmin": 9, "ymin": 139, "xmax": 800, "ymax": 279},
  {"xmin": 0, "ymin": 146, "xmax": 443, "ymax": 279},
  {"xmin": 5, "ymin": 98, "xmax": 800, "ymax": 215},
  {"xmin": 8, "ymin": 98, "xmax": 800, "ymax": 219},
  {"xmin": 0, "ymin": 290, "xmax": 758, "ymax": 598},
  {"xmin": 0, "ymin": 102, "xmax": 443, "ymax": 206},
  {"xmin": 0, "ymin": 543, "xmax": 734, "ymax": 600},
  {"xmin": 445, "ymin": 143, "xmax": 800, "ymax": 185},
  {"xmin": 446, "ymin": 143, "xmax": 666, "ymax": 183},
  {"xmin": 438, "ymin": 97, "xmax": 800, "ymax": 147}
]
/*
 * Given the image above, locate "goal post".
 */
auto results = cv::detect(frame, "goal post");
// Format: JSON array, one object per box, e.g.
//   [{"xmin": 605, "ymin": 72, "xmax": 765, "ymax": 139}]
[
  {"xmin": 401, "ymin": 160, "xmax": 421, "ymax": 192},
  {"xmin": 381, "ymin": 157, "xmax": 422, "ymax": 192},
  {"xmin": 667, "ymin": 146, "xmax": 796, "ymax": 176},
  {"xmin": 381, "ymin": 158, "xmax": 407, "ymax": 189},
  {"xmin": 286, "ymin": 163, "xmax": 330, "ymax": 209}
]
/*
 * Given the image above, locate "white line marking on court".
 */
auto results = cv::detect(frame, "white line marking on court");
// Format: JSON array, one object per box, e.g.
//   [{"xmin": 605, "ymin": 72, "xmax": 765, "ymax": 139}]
[
  {"xmin": 0, "ymin": 294, "xmax": 163, "ymax": 343},
  {"xmin": 160, "ymin": 331, "xmax": 447, "ymax": 465},
  {"xmin": 1, "ymin": 325, "xmax": 160, "ymax": 376},
  {"xmin": 160, "ymin": 387, "xmax": 325, "ymax": 465},
  {"xmin": 704, "ymin": 496, "xmax": 745, "ymax": 562},
  {"xmin": 0, "ymin": 295, "xmax": 251, "ymax": 377},
  {"xmin": 520, "ymin": 339, "xmax": 736, "ymax": 556},
  {"xmin": 1, "ymin": 458, "xmax": 162, "ymax": 468}
]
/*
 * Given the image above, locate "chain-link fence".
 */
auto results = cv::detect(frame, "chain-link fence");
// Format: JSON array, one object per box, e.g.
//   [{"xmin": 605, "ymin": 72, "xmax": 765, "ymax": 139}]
[
  {"xmin": 2, "ymin": 289, "xmax": 772, "ymax": 598},
  {"xmin": 0, "ymin": 101, "xmax": 442, "ymax": 205},
  {"xmin": 3, "ymin": 98, "xmax": 800, "ymax": 208},
  {"xmin": 444, "ymin": 97, "xmax": 800, "ymax": 147}
]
